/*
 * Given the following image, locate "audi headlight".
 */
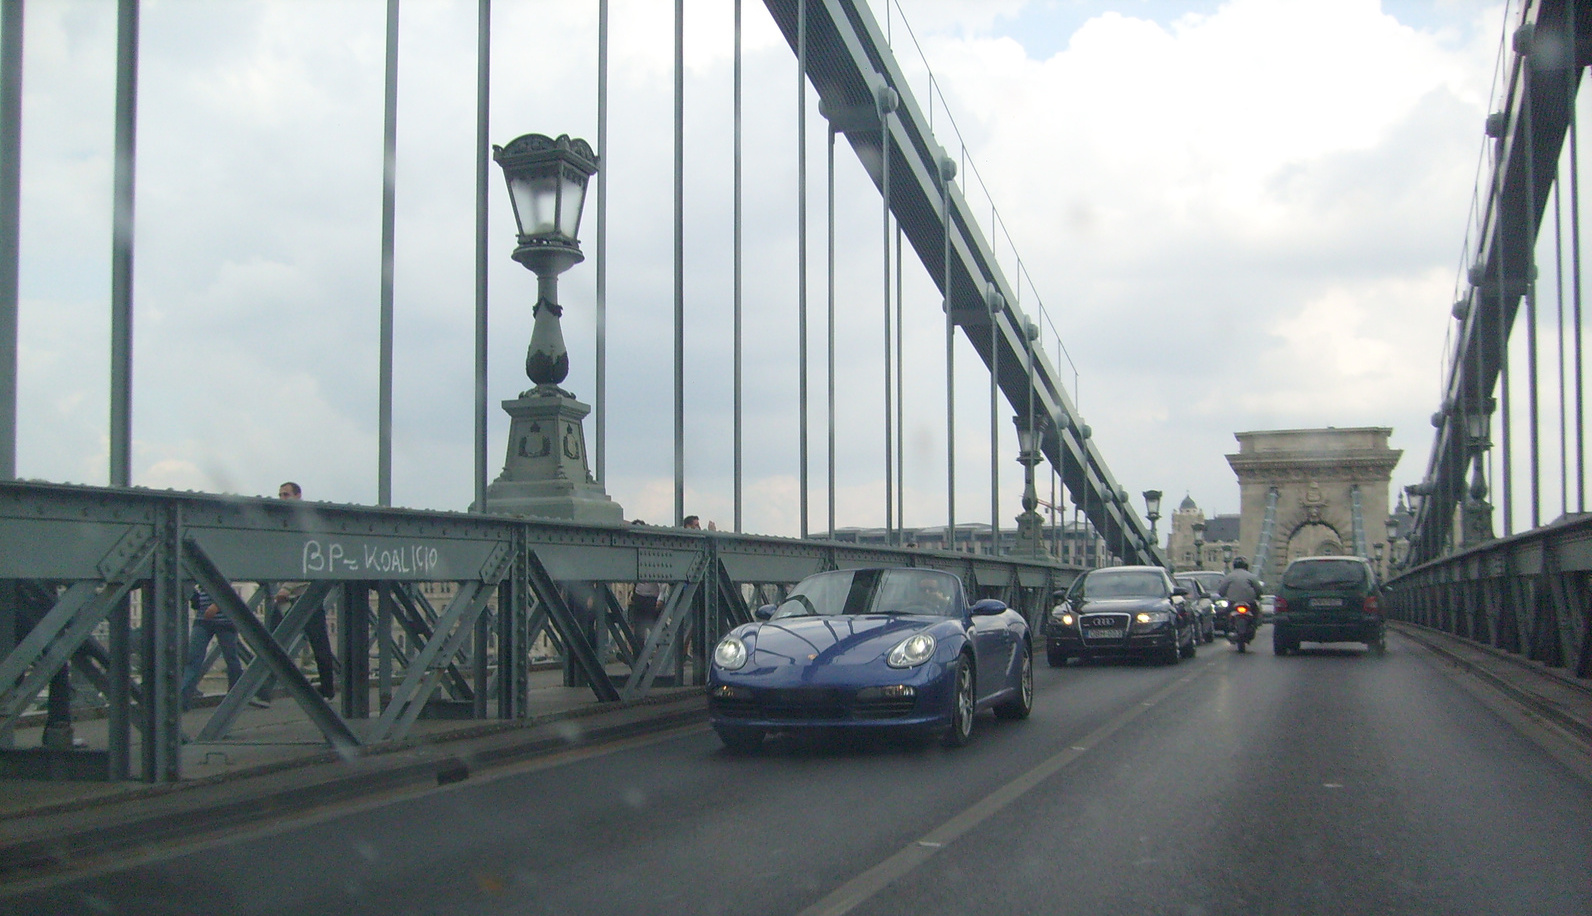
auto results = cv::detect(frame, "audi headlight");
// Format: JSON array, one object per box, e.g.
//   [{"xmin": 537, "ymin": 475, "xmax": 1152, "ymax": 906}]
[
  {"xmin": 1133, "ymin": 611, "xmax": 1170, "ymax": 627},
  {"xmin": 886, "ymin": 633, "xmax": 937, "ymax": 668},
  {"xmin": 713, "ymin": 636, "xmax": 748, "ymax": 670},
  {"xmin": 1059, "ymin": 613, "xmax": 1076, "ymax": 626}
]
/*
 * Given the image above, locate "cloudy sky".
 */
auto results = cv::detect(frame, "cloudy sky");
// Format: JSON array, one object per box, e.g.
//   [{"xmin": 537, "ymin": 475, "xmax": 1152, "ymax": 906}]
[{"xmin": 11, "ymin": 0, "xmax": 1582, "ymax": 539}]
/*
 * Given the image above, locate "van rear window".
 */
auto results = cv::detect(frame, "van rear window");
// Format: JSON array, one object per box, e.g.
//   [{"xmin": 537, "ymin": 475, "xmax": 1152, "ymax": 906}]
[{"xmin": 1282, "ymin": 559, "xmax": 1368, "ymax": 589}]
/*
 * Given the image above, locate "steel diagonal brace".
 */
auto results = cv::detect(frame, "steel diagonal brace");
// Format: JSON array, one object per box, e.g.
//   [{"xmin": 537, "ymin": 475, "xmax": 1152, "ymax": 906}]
[
  {"xmin": 181, "ymin": 539, "xmax": 360, "ymax": 751},
  {"xmin": 370, "ymin": 546, "xmax": 514, "ymax": 740},
  {"xmin": 599, "ymin": 586, "xmax": 641, "ymax": 664},
  {"xmin": 711, "ymin": 558, "xmax": 752, "ymax": 632},
  {"xmin": 620, "ymin": 552, "xmax": 710, "ymax": 702},
  {"xmin": 370, "ymin": 583, "xmax": 505, "ymax": 740},
  {"xmin": 522, "ymin": 550, "xmax": 621, "ymax": 703},
  {"xmin": 390, "ymin": 583, "xmax": 475, "ymax": 700},
  {"xmin": 197, "ymin": 580, "xmax": 337, "ymax": 741},
  {"xmin": 0, "ymin": 582, "xmax": 103, "ymax": 724},
  {"xmin": 0, "ymin": 538, "xmax": 152, "ymax": 725}
]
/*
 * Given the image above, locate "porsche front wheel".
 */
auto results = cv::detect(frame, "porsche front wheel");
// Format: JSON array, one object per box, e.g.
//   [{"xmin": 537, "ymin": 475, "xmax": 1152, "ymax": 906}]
[
  {"xmin": 994, "ymin": 645, "xmax": 1033, "ymax": 720},
  {"xmin": 943, "ymin": 655, "xmax": 976, "ymax": 747}
]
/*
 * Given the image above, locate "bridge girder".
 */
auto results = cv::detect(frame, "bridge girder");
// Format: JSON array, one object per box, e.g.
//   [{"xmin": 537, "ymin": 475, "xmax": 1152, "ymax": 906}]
[
  {"xmin": 763, "ymin": 0, "xmax": 1165, "ymax": 566},
  {"xmin": 1413, "ymin": 0, "xmax": 1589, "ymax": 564}
]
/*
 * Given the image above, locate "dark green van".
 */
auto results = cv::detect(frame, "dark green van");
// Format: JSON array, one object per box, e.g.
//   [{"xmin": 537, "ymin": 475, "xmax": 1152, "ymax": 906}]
[{"xmin": 1272, "ymin": 556, "xmax": 1385, "ymax": 655}]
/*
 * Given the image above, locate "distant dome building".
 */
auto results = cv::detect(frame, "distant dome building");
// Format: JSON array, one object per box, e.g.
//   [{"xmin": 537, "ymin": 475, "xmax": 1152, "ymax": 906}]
[{"xmin": 1168, "ymin": 494, "xmax": 1241, "ymax": 572}]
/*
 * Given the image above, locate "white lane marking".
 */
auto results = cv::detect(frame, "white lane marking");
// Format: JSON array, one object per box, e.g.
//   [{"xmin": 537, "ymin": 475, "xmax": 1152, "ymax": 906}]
[{"xmin": 796, "ymin": 660, "xmax": 1215, "ymax": 916}]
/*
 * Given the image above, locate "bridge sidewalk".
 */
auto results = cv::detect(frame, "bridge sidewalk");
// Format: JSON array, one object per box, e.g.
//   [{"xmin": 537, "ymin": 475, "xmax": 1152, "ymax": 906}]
[
  {"xmin": 0, "ymin": 669, "xmax": 705, "ymax": 883},
  {"xmin": 1392, "ymin": 621, "xmax": 1592, "ymax": 750}
]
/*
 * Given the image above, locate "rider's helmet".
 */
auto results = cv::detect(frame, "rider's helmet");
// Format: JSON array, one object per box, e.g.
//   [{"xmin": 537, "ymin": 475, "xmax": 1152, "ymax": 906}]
[{"xmin": 1232, "ymin": 557, "xmax": 1249, "ymax": 570}]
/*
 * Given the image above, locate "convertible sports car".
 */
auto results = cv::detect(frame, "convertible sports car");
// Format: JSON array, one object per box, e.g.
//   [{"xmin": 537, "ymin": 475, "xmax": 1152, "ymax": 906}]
[{"xmin": 708, "ymin": 568, "xmax": 1034, "ymax": 750}]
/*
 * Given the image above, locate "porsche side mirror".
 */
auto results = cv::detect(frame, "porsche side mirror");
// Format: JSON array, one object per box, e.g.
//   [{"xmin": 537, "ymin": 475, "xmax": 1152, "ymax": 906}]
[
  {"xmin": 754, "ymin": 604, "xmax": 776, "ymax": 621},
  {"xmin": 1172, "ymin": 586, "xmax": 1189, "ymax": 597},
  {"xmin": 969, "ymin": 598, "xmax": 1007, "ymax": 617}
]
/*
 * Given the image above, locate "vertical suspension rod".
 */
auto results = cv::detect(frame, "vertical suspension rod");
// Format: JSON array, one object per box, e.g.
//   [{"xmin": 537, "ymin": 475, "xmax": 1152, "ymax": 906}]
[
  {"xmin": 0, "ymin": 0, "xmax": 20, "ymax": 481},
  {"xmin": 378, "ymin": 0, "xmax": 399, "ymax": 507},
  {"xmin": 733, "ymin": 0, "xmax": 743, "ymax": 532},
  {"xmin": 110, "ymin": 0, "xmax": 138, "ymax": 488},
  {"xmin": 473, "ymin": 0, "xmax": 489, "ymax": 511},
  {"xmin": 596, "ymin": 0, "xmax": 608, "ymax": 486},
  {"xmin": 673, "ymin": 0, "xmax": 685, "ymax": 526},
  {"xmin": 826, "ymin": 124, "xmax": 835, "ymax": 539},
  {"xmin": 881, "ymin": 94, "xmax": 892, "ymax": 544},
  {"xmin": 797, "ymin": 0, "xmax": 809, "ymax": 538},
  {"xmin": 942, "ymin": 153, "xmax": 955, "ymax": 551},
  {"xmin": 1525, "ymin": 55, "xmax": 1539, "ymax": 530}
]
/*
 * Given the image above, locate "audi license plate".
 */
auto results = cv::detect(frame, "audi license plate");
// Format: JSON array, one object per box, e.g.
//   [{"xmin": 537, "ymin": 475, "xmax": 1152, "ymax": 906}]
[
  {"xmin": 1312, "ymin": 598, "xmax": 1344, "ymax": 608},
  {"xmin": 1086, "ymin": 629, "xmax": 1124, "ymax": 640}
]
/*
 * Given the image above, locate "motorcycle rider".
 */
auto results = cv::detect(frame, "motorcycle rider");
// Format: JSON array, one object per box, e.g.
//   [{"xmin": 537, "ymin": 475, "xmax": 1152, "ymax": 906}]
[{"xmin": 1216, "ymin": 557, "xmax": 1264, "ymax": 646}]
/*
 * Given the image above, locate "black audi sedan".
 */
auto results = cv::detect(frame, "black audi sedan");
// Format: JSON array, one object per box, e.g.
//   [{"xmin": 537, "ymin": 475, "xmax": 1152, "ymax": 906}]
[{"xmin": 1046, "ymin": 566, "xmax": 1195, "ymax": 666}]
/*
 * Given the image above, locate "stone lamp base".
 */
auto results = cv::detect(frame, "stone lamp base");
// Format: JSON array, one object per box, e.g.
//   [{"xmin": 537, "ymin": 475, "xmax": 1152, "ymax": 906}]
[{"xmin": 479, "ymin": 388, "xmax": 622, "ymax": 524}]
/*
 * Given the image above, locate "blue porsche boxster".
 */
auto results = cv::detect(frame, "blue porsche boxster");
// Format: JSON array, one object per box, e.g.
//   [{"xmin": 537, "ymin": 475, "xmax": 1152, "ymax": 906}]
[{"xmin": 708, "ymin": 567, "xmax": 1034, "ymax": 751}]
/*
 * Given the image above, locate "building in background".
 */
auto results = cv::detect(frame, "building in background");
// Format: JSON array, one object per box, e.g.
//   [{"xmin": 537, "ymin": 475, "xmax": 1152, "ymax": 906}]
[
  {"xmin": 1226, "ymin": 427, "xmax": 1402, "ymax": 584},
  {"xmin": 1166, "ymin": 494, "xmax": 1240, "ymax": 572}
]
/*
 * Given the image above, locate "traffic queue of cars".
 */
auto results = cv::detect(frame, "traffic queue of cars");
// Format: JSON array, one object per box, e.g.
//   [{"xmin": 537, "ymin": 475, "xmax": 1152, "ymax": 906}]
[{"xmin": 706, "ymin": 557, "xmax": 1385, "ymax": 751}]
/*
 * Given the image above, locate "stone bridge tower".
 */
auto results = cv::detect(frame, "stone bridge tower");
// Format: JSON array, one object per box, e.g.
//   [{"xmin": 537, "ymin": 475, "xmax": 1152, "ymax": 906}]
[{"xmin": 1225, "ymin": 428, "xmax": 1402, "ymax": 584}]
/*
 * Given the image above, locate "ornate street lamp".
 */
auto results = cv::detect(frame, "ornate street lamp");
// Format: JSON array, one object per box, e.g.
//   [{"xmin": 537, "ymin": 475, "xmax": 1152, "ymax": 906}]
[
  {"xmin": 481, "ymin": 133, "xmax": 622, "ymax": 522},
  {"xmin": 1013, "ymin": 415, "xmax": 1048, "ymax": 557},
  {"xmin": 1462, "ymin": 457, "xmax": 1493, "ymax": 546},
  {"xmin": 1222, "ymin": 543, "xmax": 1234, "ymax": 571},
  {"xmin": 1373, "ymin": 541, "xmax": 1385, "ymax": 578},
  {"xmin": 1384, "ymin": 515, "xmax": 1400, "ymax": 574},
  {"xmin": 1192, "ymin": 520, "xmax": 1206, "ymax": 570},
  {"xmin": 1142, "ymin": 490, "xmax": 1162, "ymax": 546}
]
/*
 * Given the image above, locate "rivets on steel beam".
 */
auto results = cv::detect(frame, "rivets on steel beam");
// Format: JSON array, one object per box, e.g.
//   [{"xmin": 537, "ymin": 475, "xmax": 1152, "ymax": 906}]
[
  {"xmin": 1452, "ymin": 298, "xmax": 1469, "ymax": 320},
  {"xmin": 1484, "ymin": 111, "xmax": 1507, "ymax": 138}
]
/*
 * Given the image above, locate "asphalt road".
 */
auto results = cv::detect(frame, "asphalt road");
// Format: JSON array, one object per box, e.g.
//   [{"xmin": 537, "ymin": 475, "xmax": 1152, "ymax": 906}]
[{"xmin": 7, "ymin": 629, "xmax": 1592, "ymax": 916}]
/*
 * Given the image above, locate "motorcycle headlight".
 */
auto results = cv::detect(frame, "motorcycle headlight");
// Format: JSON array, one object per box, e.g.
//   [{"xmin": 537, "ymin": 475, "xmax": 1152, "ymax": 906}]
[
  {"xmin": 886, "ymin": 633, "xmax": 937, "ymax": 668},
  {"xmin": 713, "ymin": 636, "xmax": 748, "ymax": 670}
]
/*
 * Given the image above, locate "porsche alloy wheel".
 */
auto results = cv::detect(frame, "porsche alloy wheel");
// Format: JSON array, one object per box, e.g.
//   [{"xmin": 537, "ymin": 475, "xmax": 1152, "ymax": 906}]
[
  {"xmin": 943, "ymin": 655, "xmax": 976, "ymax": 747},
  {"xmin": 995, "ymin": 645, "xmax": 1034, "ymax": 720}
]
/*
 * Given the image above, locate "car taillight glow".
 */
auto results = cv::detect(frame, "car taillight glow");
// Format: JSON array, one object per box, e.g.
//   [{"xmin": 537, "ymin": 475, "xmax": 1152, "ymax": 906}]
[
  {"xmin": 1364, "ymin": 595, "xmax": 1380, "ymax": 614},
  {"xmin": 1274, "ymin": 596, "xmax": 1288, "ymax": 613}
]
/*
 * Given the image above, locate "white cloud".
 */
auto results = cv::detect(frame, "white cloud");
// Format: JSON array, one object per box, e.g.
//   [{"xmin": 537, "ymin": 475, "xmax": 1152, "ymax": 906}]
[{"xmin": 10, "ymin": 0, "xmax": 1526, "ymax": 539}]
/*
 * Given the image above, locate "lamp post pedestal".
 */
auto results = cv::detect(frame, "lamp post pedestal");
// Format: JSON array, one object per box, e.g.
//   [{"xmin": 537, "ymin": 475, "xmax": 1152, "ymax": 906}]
[{"xmin": 482, "ymin": 388, "xmax": 622, "ymax": 523}]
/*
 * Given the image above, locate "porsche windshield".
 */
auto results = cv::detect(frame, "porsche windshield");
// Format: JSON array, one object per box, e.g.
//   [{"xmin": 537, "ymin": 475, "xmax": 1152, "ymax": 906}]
[
  {"xmin": 1080, "ymin": 570, "xmax": 1168, "ymax": 599},
  {"xmin": 773, "ymin": 569, "xmax": 959, "ymax": 618}
]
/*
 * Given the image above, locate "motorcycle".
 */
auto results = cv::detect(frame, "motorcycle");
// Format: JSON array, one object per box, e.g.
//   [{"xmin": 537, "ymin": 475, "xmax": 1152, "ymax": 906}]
[{"xmin": 1228, "ymin": 602, "xmax": 1256, "ymax": 653}]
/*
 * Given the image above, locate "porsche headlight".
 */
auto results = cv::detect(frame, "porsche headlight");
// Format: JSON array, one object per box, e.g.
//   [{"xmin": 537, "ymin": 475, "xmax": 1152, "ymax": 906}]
[
  {"xmin": 886, "ymin": 633, "xmax": 937, "ymax": 668},
  {"xmin": 713, "ymin": 636, "xmax": 748, "ymax": 670}
]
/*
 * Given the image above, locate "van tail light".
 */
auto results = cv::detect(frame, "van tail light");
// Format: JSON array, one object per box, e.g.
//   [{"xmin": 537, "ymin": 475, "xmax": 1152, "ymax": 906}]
[
  {"xmin": 1364, "ymin": 595, "xmax": 1380, "ymax": 615},
  {"xmin": 1274, "ymin": 596, "xmax": 1288, "ymax": 613}
]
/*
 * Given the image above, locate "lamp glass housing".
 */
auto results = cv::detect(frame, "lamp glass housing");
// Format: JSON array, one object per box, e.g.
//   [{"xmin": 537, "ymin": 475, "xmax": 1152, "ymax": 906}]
[
  {"xmin": 1142, "ymin": 490, "xmax": 1162, "ymax": 518},
  {"xmin": 1015, "ymin": 423, "xmax": 1037, "ymax": 456},
  {"xmin": 494, "ymin": 134, "xmax": 597, "ymax": 246}
]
